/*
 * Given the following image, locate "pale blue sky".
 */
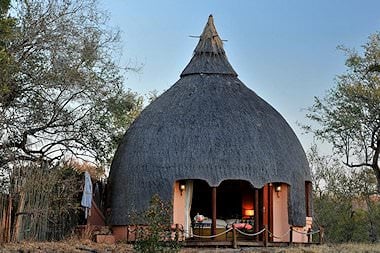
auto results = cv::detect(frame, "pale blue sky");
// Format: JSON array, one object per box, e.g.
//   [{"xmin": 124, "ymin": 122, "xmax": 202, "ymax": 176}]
[{"xmin": 104, "ymin": 0, "xmax": 380, "ymax": 152}]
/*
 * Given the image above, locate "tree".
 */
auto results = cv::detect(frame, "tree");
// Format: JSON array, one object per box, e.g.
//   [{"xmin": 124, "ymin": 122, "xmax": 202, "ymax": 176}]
[
  {"xmin": 0, "ymin": 0, "xmax": 143, "ymax": 172},
  {"xmin": 305, "ymin": 32, "xmax": 380, "ymax": 193},
  {"xmin": 0, "ymin": 0, "xmax": 17, "ymax": 102},
  {"xmin": 308, "ymin": 146, "xmax": 379, "ymax": 242},
  {"xmin": 0, "ymin": 0, "xmax": 143, "ymax": 242}
]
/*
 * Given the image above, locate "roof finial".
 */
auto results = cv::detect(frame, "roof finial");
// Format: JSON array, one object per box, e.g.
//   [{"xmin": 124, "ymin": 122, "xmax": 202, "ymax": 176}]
[
  {"xmin": 180, "ymin": 15, "xmax": 237, "ymax": 77},
  {"xmin": 193, "ymin": 14, "xmax": 225, "ymax": 55}
]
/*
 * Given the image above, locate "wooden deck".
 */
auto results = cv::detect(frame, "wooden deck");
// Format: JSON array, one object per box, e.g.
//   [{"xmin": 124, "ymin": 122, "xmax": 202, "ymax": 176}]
[{"xmin": 183, "ymin": 240, "xmax": 319, "ymax": 248}]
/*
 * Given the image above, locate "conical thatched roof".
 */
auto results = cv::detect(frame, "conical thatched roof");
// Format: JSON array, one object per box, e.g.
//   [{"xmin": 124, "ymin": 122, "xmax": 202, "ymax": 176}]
[
  {"xmin": 181, "ymin": 15, "xmax": 237, "ymax": 77},
  {"xmin": 108, "ymin": 15, "xmax": 311, "ymax": 226}
]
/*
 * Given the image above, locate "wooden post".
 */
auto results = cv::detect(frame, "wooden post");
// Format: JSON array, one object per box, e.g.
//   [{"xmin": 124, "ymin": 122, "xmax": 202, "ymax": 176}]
[
  {"xmin": 263, "ymin": 225, "xmax": 268, "ymax": 247},
  {"xmin": 289, "ymin": 226, "xmax": 293, "ymax": 246},
  {"xmin": 305, "ymin": 182, "xmax": 312, "ymax": 217},
  {"xmin": 0, "ymin": 194, "xmax": 12, "ymax": 243},
  {"xmin": 307, "ymin": 227, "xmax": 311, "ymax": 243},
  {"xmin": 211, "ymin": 187, "xmax": 217, "ymax": 237},
  {"xmin": 262, "ymin": 184, "xmax": 270, "ymax": 243},
  {"xmin": 13, "ymin": 191, "xmax": 26, "ymax": 242},
  {"xmin": 232, "ymin": 225, "xmax": 237, "ymax": 249},
  {"xmin": 175, "ymin": 224, "xmax": 179, "ymax": 241},
  {"xmin": 262, "ymin": 185, "xmax": 268, "ymax": 227},
  {"xmin": 254, "ymin": 188, "xmax": 259, "ymax": 242},
  {"xmin": 319, "ymin": 226, "xmax": 324, "ymax": 244},
  {"xmin": 4, "ymin": 195, "xmax": 12, "ymax": 242},
  {"xmin": 0, "ymin": 204, "xmax": 5, "ymax": 242}
]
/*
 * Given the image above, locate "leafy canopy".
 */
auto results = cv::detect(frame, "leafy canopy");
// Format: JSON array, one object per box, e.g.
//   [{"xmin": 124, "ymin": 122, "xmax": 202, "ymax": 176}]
[
  {"xmin": 305, "ymin": 32, "xmax": 380, "ymax": 193},
  {"xmin": 0, "ymin": 0, "xmax": 142, "ymax": 172},
  {"xmin": 308, "ymin": 146, "xmax": 379, "ymax": 243}
]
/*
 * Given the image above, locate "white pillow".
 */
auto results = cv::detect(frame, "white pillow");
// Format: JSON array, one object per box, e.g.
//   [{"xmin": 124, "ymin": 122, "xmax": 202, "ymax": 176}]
[
  {"xmin": 225, "ymin": 219, "xmax": 240, "ymax": 225},
  {"xmin": 216, "ymin": 219, "xmax": 227, "ymax": 227}
]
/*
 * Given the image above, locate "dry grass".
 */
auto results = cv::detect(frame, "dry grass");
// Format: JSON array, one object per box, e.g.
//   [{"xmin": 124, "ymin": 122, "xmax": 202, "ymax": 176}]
[
  {"xmin": 181, "ymin": 243, "xmax": 380, "ymax": 253},
  {"xmin": 0, "ymin": 242, "xmax": 379, "ymax": 253},
  {"xmin": 0, "ymin": 239, "xmax": 133, "ymax": 253}
]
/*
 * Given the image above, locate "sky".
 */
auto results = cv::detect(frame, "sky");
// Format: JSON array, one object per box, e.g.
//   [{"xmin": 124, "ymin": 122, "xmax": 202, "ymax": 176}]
[{"xmin": 103, "ymin": 0, "xmax": 380, "ymax": 153}]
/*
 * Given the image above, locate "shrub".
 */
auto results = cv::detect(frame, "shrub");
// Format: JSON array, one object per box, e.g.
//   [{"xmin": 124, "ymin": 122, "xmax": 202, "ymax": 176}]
[{"xmin": 133, "ymin": 194, "xmax": 181, "ymax": 253}]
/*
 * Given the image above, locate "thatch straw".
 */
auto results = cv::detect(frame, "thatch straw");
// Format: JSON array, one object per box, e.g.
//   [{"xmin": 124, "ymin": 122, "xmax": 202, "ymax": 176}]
[
  {"xmin": 181, "ymin": 15, "xmax": 237, "ymax": 77},
  {"xmin": 108, "ymin": 16, "xmax": 311, "ymax": 226}
]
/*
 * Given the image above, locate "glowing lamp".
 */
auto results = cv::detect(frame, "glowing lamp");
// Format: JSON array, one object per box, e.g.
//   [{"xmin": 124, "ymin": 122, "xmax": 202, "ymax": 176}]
[
  {"xmin": 179, "ymin": 181, "xmax": 186, "ymax": 195},
  {"xmin": 244, "ymin": 209, "xmax": 254, "ymax": 216}
]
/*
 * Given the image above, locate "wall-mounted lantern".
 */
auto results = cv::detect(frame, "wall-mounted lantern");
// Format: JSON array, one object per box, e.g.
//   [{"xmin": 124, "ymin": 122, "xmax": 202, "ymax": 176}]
[{"xmin": 179, "ymin": 181, "xmax": 186, "ymax": 195}]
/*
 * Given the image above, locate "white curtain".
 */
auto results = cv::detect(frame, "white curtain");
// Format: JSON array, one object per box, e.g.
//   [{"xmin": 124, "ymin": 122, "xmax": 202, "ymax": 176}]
[
  {"xmin": 184, "ymin": 180, "xmax": 193, "ymax": 237},
  {"xmin": 81, "ymin": 171, "xmax": 93, "ymax": 219}
]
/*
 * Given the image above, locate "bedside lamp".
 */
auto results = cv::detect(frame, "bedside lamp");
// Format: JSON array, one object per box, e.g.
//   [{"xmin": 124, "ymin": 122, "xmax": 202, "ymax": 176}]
[{"xmin": 244, "ymin": 209, "xmax": 254, "ymax": 217}]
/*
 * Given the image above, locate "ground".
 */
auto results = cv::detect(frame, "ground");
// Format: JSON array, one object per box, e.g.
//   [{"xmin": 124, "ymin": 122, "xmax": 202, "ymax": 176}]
[
  {"xmin": 0, "ymin": 241, "xmax": 379, "ymax": 253},
  {"xmin": 0, "ymin": 240, "xmax": 132, "ymax": 253}
]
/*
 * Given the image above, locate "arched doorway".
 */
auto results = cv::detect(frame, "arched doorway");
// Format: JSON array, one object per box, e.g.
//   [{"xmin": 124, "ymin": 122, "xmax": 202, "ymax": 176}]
[{"xmin": 173, "ymin": 179, "xmax": 296, "ymax": 242}]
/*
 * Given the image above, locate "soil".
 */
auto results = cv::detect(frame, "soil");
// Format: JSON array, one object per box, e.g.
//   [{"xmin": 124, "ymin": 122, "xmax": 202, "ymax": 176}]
[{"xmin": 1, "ymin": 241, "xmax": 379, "ymax": 253}]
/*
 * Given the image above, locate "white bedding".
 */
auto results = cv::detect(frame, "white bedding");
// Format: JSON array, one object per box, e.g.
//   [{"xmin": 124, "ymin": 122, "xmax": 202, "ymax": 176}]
[{"xmin": 194, "ymin": 218, "xmax": 228, "ymax": 228}]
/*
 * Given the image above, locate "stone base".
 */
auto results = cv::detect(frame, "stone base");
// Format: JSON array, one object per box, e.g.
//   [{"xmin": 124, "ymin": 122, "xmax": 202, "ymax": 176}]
[{"xmin": 96, "ymin": 235, "xmax": 115, "ymax": 244}]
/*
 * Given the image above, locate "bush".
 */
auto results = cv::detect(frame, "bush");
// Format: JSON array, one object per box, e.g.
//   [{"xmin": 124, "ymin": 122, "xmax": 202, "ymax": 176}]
[{"xmin": 133, "ymin": 194, "xmax": 181, "ymax": 253}]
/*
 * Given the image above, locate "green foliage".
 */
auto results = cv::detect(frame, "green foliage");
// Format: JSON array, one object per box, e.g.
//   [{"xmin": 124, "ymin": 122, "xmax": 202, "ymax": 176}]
[
  {"xmin": 133, "ymin": 195, "xmax": 181, "ymax": 253},
  {"xmin": 304, "ymin": 32, "xmax": 380, "ymax": 193},
  {"xmin": 308, "ymin": 146, "xmax": 380, "ymax": 243},
  {"xmin": 314, "ymin": 195, "xmax": 372, "ymax": 242},
  {"xmin": 0, "ymin": 0, "xmax": 17, "ymax": 103},
  {"xmin": 0, "ymin": 1, "xmax": 144, "ymax": 241},
  {"xmin": 0, "ymin": 0, "xmax": 143, "ymax": 170}
]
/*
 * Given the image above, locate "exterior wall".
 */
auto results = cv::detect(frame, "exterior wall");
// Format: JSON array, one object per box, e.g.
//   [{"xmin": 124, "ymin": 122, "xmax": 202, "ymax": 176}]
[
  {"xmin": 112, "ymin": 225, "xmax": 128, "ymax": 242},
  {"xmin": 272, "ymin": 183, "xmax": 313, "ymax": 243},
  {"xmin": 172, "ymin": 181, "xmax": 186, "ymax": 228},
  {"xmin": 272, "ymin": 184, "xmax": 290, "ymax": 242},
  {"xmin": 292, "ymin": 217, "xmax": 313, "ymax": 243},
  {"xmin": 112, "ymin": 225, "xmax": 139, "ymax": 242}
]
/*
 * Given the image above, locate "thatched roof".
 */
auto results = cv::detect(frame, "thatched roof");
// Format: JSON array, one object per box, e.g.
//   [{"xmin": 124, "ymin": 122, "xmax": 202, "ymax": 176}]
[
  {"xmin": 181, "ymin": 15, "xmax": 237, "ymax": 77},
  {"xmin": 108, "ymin": 15, "xmax": 311, "ymax": 226}
]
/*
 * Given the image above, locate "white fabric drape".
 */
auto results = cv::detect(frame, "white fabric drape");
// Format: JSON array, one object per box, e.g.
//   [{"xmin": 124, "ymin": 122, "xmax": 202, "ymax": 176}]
[
  {"xmin": 81, "ymin": 171, "xmax": 93, "ymax": 219},
  {"xmin": 184, "ymin": 180, "xmax": 193, "ymax": 237}
]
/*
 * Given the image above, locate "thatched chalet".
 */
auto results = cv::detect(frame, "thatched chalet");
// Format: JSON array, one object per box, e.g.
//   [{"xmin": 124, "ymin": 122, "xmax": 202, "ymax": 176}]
[{"xmin": 108, "ymin": 15, "xmax": 313, "ymax": 244}]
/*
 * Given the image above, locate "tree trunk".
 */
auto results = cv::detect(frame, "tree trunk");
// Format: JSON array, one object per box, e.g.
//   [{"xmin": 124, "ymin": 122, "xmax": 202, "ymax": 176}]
[
  {"xmin": 372, "ymin": 163, "xmax": 380, "ymax": 194},
  {"xmin": 375, "ymin": 167, "xmax": 380, "ymax": 194},
  {"xmin": 6, "ymin": 195, "xmax": 12, "ymax": 243},
  {"xmin": 373, "ymin": 142, "xmax": 380, "ymax": 194},
  {"xmin": 12, "ymin": 191, "xmax": 26, "ymax": 242}
]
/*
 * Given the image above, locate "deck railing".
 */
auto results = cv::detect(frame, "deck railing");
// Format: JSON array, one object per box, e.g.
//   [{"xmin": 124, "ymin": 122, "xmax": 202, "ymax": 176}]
[{"xmin": 126, "ymin": 223, "xmax": 324, "ymax": 248}]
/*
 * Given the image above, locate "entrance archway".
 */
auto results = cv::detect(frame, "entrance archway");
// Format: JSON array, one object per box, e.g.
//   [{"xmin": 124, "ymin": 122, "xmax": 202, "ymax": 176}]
[{"xmin": 173, "ymin": 179, "xmax": 292, "ymax": 241}]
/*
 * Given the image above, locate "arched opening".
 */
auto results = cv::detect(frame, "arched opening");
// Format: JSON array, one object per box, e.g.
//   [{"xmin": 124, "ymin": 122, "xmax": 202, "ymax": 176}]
[
  {"xmin": 172, "ymin": 180, "xmax": 311, "ymax": 243},
  {"xmin": 190, "ymin": 179, "xmax": 258, "ymax": 224},
  {"xmin": 173, "ymin": 179, "xmax": 262, "ymax": 240}
]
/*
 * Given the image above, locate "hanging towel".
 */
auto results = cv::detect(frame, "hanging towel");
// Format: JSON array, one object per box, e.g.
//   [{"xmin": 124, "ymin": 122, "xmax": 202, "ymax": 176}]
[{"xmin": 81, "ymin": 171, "xmax": 93, "ymax": 219}]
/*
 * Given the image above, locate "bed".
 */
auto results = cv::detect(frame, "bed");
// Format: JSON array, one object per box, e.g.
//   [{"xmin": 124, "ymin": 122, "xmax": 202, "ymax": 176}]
[{"xmin": 192, "ymin": 218, "xmax": 254, "ymax": 240}]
